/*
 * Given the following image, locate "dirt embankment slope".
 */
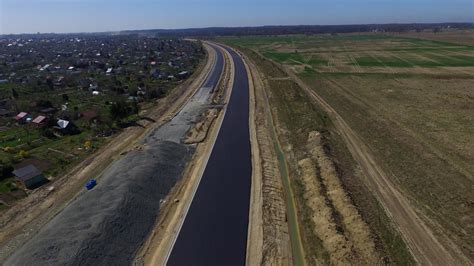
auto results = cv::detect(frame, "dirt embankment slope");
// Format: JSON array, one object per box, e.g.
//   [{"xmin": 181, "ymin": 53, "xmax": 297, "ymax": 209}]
[{"xmin": 244, "ymin": 54, "xmax": 291, "ymax": 265}]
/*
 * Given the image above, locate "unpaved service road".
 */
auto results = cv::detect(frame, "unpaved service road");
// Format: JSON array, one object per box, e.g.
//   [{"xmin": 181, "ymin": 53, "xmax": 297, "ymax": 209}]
[
  {"xmin": 4, "ymin": 44, "xmax": 224, "ymax": 266},
  {"xmin": 167, "ymin": 45, "xmax": 252, "ymax": 265}
]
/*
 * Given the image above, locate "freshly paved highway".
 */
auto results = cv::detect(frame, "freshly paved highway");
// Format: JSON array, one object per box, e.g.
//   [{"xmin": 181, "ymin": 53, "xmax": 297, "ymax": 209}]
[{"xmin": 167, "ymin": 45, "xmax": 252, "ymax": 265}]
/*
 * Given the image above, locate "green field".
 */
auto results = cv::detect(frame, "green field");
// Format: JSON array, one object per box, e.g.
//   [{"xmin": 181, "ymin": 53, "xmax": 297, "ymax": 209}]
[{"xmin": 222, "ymin": 34, "xmax": 474, "ymax": 73}]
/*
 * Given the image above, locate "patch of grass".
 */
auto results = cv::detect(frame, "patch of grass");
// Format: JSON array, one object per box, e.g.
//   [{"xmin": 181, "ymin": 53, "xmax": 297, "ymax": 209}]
[
  {"xmin": 354, "ymin": 56, "xmax": 413, "ymax": 67},
  {"xmin": 262, "ymin": 51, "xmax": 306, "ymax": 64},
  {"xmin": 307, "ymin": 57, "xmax": 329, "ymax": 66},
  {"xmin": 0, "ymin": 178, "xmax": 16, "ymax": 193},
  {"xmin": 0, "ymin": 202, "xmax": 9, "ymax": 210}
]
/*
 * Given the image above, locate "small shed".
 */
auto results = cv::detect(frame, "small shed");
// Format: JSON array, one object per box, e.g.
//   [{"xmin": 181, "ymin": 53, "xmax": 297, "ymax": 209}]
[
  {"xmin": 12, "ymin": 165, "xmax": 46, "ymax": 189},
  {"xmin": 32, "ymin": 115, "xmax": 47, "ymax": 125},
  {"xmin": 40, "ymin": 107, "xmax": 56, "ymax": 115},
  {"xmin": 14, "ymin": 112, "xmax": 28, "ymax": 121},
  {"xmin": 54, "ymin": 119, "xmax": 79, "ymax": 135},
  {"xmin": 178, "ymin": 71, "xmax": 189, "ymax": 78},
  {"xmin": 0, "ymin": 109, "xmax": 12, "ymax": 117}
]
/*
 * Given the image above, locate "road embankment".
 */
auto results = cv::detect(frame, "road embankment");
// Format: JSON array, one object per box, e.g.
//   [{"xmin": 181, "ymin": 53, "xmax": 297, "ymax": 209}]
[{"xmin": 243, "ymin": 51, "xmax": 293, "ymax": 265}]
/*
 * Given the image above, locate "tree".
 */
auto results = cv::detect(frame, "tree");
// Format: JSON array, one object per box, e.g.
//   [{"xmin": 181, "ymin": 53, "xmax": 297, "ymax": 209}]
[
  {"xmin": 41, "ymin": 128, "xmax": 55, "ymax": 139},
  {"xmin": 11, "ymin": 88, "xmax": 19, "ymax": 99},
  {"xmin": 109, "ymin": 100, "xmax": 130, "ymax": 122},
  {"xmin": 62, "ymin": 93, "xmax": 69, "ymax": 102},
  {"xmin": 46, "ymin": 76, "xmax": 54, "ymax": 90},
  {"xmin": 36, "ymin": 99, "xmax": 53, "ymax": 108},
  {"xmin": 0, "ymin": 162, "xmax": 13, "ymax": 181},
  {"xmin": 109, "ymin": 100, "xmax": 140, "ymax": 123}
]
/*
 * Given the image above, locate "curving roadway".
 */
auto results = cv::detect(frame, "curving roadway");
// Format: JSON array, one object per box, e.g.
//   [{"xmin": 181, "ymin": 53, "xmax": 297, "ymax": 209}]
[{"xmin": 167, "ymin": 45, "xmax": 252, "ymax": 266}]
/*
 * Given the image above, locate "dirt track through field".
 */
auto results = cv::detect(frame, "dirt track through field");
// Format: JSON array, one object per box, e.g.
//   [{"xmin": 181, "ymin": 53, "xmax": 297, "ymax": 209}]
[{"xmin": 280, "ymin": 66, "xmax": 470, "ymax": 265}]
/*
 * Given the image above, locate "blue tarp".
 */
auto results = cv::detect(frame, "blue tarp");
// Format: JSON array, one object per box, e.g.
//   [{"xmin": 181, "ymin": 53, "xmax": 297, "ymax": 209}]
[{"xmin": 85, "ymin": 179, "xmax": 97, "ymax": 190}]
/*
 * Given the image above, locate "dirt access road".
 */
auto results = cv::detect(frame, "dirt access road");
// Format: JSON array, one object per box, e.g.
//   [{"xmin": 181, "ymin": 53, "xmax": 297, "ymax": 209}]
[{"xmin": 279, "ymin": 66, "xmax": 470, "ymax": 265}]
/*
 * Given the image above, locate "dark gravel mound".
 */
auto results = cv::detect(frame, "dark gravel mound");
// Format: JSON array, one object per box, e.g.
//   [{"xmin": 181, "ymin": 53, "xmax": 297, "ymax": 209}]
[{"xmin": 5, "ymin": 141, "xmax": 191, "ymax": 266}]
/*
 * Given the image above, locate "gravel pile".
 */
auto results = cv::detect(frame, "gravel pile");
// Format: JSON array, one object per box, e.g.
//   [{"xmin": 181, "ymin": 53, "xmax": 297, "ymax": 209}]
[{"xmin": 5, "ymin": 141, "xmax": 191, "ymax": 266}]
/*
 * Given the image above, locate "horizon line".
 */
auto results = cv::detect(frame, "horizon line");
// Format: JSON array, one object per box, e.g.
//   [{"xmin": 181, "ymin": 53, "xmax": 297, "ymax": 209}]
[{"xmin": 1, "ymin": 21, "xmax": 472, "ymax": 36}]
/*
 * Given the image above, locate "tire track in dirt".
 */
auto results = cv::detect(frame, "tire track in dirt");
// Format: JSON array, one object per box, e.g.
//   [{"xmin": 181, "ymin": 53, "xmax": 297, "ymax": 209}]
[{"xmin": 280, "ymin": 66, "xmax": 470, "ymax": 265}]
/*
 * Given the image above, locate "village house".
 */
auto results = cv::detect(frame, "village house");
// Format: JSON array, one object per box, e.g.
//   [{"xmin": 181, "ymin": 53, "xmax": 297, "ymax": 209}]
[
  {"xmin": 12, "ymin": 164, "xmax": 47, "ymax": 189},
  {"xmin": 32, "ymin": 115, "xmax": 47, "ymax": 126},
  {"xmin": 14, "ymin": 112, "xmax": 28, "ymax": 123}
]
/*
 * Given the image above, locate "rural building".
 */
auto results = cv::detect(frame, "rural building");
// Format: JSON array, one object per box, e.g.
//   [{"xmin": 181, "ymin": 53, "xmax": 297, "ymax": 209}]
[
  {"xmin": 0, "ymin": 109, "xmax": 12, "ymax": 117},
  {"xmin": 32, "ymin": 115, "xmax": 47, "ymax": 125},
  {"xmin": 12, "ymin": 165, "xmax": 46, "ymax": 189},
  {"xmin": 178, "ymin": 71, "xmax": 189, "ymax": 78},
  {"xmin": 14, "ymin": 112, "xmax": 28, "ymax": 122},
  {"xmin": 40, "ymin": 107, "xmax": 56, "ymax": 116},
  {"xmin": 55, "ymin": 119, "xmax": 79, "ymax": 134}
]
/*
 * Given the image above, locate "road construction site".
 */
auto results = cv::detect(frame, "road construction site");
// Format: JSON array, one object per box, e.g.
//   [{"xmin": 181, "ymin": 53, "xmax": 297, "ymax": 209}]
[{"xmin": 4, "ymin": 43, "xmax": 227, "ymax": 265}]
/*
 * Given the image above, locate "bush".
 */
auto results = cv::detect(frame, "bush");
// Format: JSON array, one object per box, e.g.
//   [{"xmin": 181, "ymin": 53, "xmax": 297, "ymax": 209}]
[
  {"xmin": 109, "ymin": 100, "xmax": 140, "ymax": 122},
  {"xmin": 0, "ymin": 163, "xmax": 13, "ymax": 181},
  {"xmin": 84, "ymin": 140, "xmax": 93, "ymax": 149},
  {"xmin": 19, "ymin": 150, "xmax": 29, "ymax": 158},
  {"xmin": 41, "ymin": 128, "xmax": 56, "ymax": 139},
  {"xmin": 3, "ymin": 146, "xmax": 14, "ymax": 153}
]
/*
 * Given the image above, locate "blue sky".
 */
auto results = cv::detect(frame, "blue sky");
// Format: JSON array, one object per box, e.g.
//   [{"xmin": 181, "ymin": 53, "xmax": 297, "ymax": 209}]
[{"xmin": 1, "ymin": 0, "xmax": 473, "ymax": 34}]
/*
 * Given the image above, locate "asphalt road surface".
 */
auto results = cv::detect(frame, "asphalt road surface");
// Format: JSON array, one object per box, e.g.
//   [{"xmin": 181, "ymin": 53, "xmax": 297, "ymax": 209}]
[{"xmin": 167, "ymin": 45, "xmax": 252, "ymax": 266}]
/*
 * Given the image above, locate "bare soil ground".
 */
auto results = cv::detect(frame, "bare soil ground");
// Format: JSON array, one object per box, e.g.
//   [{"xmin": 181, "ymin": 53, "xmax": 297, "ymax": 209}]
[
  {"xmin": 0, "ymin": 43, "xmax": 215, "ymax": 263},
  {"xmin": 184, "ymin": 109, "xmax": 219, "ymax": 144}
]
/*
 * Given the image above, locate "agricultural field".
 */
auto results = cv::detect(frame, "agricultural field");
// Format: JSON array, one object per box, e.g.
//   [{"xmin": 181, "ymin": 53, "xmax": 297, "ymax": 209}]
[{"xmin": 222, "ymin": 31, "xmax": 473, "ymax": 262}]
